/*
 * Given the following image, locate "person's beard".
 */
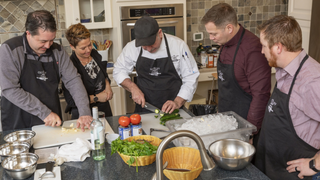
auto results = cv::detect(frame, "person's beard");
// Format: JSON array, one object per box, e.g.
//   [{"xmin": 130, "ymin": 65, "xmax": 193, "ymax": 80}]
[{"xmin": 268, "ymin": 50, "xmax": 278, "ymax": 67}]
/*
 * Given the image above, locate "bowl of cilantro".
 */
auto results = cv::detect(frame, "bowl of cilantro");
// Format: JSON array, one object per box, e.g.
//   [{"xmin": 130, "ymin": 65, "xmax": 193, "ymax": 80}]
[{"xmin": 111, "ymin": 135, "xmax": 161, "ymax": 171}]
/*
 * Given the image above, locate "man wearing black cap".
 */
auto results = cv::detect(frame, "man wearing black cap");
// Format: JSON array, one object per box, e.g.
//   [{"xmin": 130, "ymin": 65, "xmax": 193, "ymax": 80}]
[{"xmin": 113, "ymin": 16, "xmax": 199, "ymax": 113}]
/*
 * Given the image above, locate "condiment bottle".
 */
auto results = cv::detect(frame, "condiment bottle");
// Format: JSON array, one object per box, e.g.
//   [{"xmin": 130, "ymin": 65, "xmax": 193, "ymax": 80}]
[
  {"xmin": 206, "ymin": 49, "xmax": 214, "ymax": 68},
  {"xmin": 200, "ymin": 47, "xmax": 207, "ymax": 67},
  {"xmin": 91, "ymin": 106, "xmax": 106, "ymax": 160}
]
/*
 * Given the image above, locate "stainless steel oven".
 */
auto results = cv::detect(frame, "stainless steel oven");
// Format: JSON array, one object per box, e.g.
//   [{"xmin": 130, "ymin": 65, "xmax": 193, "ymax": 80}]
[{"xmin": 121, "ymin": 4, "xmax": 184, "ymax": 48}]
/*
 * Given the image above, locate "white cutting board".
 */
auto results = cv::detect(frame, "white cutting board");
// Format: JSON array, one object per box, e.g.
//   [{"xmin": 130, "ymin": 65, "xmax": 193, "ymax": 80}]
[
  {"xmin": 141, "ymin": 109, "xmax": 192, "ymax": 138},
  {"xmin": 32, "ymin": 119, "xmax": 114, "ymax": 149}
]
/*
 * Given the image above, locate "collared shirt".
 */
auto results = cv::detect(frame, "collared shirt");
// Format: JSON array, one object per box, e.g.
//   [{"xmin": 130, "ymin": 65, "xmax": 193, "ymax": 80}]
[
  {"xmin": 275, "ymin": 50, "xmax": 320, "ymax": 149},
  {"xmin": 219, "ymin": 25, "xmax": 271, "ymax": 131},
  {"xmin": 0, "ymin": 33, "xmax": 91, "ymax": 120},
  {"xmin": 113, "ymin": 33, "xmax": 200, "ymax": 102}
]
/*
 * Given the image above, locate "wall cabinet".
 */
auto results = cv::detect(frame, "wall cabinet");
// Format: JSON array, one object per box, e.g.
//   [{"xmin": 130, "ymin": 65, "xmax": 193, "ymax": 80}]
[
  {"xmin": 288, "ymin": 0, "xmax": 312, "ymax": 52},
  {"xmin": 64, "ymin": 0, "xmax": 113, "ymax": 30}
]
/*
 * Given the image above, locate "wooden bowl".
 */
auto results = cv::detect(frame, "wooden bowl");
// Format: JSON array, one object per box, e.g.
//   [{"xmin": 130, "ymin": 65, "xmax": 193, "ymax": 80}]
[
  {"xmin": 163, "ymin": 147, "xmax": 203, "ymax": 180},
  {"xmin": 118, "ymin": 135, "xmax": 161, "ymax": 166}
]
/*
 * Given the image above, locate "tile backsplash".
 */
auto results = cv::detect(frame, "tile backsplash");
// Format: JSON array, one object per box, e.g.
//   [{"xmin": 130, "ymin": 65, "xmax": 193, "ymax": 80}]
[
  {"xmin": 187, "ymin": 0, "xmax": 288, "ymax": 54},
  {"xmin": 0, "ymin": 0, "xmax": 288, "ymax": 57}
]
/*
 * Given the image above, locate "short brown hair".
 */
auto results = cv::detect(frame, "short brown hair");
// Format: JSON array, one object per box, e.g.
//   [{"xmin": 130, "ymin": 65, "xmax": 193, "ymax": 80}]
[
  {"xmin": 25, "ymin": 10, "xmax": 56, "ymax": 36},
  {"xmin": 257, "ymin": 15, "xmax": 302, "ymax": 52},
  {"xmin": 65, "ymin": 23, "xmax": 91, "ymax": 47},
  {"xmin": 201, "ymin": 3, "xmax": 238, "ymax": 28}
]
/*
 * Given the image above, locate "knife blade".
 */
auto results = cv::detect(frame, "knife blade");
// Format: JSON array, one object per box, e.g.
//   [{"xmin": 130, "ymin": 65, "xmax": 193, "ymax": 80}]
[{"xmin": 144, "ymin": 102, "xmax": 165, "ymax": 115}]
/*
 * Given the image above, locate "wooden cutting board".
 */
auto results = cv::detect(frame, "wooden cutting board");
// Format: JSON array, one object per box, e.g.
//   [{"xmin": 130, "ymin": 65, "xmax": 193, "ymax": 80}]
[
  {"xmin": 141, "ymin": 109, "xmax": 192, "ymax": 138},
  {"xmin": 32, "ymin": 119, "xmax": 114, "ymax": 149}
]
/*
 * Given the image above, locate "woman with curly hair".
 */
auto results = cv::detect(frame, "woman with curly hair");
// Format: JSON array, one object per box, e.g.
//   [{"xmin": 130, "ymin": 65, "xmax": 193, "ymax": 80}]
[{"xmin": 63, "ymin": 23, "xmax": 113, "ymax": 118}]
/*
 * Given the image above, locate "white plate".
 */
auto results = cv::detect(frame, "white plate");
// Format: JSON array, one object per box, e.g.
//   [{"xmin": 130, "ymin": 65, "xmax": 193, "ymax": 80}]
[{"xmin": 34, "ymin": 166, "xmax": 61, "ymax": 180}]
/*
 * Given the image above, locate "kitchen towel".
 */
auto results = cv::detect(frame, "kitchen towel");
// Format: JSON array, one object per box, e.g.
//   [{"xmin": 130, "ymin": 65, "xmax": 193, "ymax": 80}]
[{"xmin": 55, "ymin": 138, "xmax": 92, "ymax": 163}]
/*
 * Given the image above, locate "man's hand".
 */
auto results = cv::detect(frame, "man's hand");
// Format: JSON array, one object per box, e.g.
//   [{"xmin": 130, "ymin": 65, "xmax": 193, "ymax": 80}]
[
  {"xmin": 120, "ymin": 78, "xmax": 145, "ymax": 108},
  {"xmin": 162, "ymin": 96, "xmax": 186, "ymax": 114},
  {"xmin": 77, "ymin": 115, "xmax": 93, "ymax": 132},
  {"xmin": 287, "ymin": 158, "xmax": 317, "ymax": 179},
  {"xmin": 43, "ymin": 112, "xmax": 62, "ymax": 127}
]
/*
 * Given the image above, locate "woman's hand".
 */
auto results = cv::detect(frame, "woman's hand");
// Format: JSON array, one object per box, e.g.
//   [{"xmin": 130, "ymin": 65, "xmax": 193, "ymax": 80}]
[{"xmin": 104, "ymin": 80, "xmax": 113, "ymax": 101}]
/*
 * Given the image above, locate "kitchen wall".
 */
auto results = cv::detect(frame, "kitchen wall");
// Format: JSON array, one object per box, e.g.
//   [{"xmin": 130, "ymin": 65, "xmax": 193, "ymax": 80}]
[
  {"xmin": 187, "ymin": 0, "xmax": 288, "ymax": 54},
  {"xmin": 0, "ymin": 0, "xmax": 110, "ymax": 55},
  {"xmin": 0, "ymin": 0, "xmax": 287, "ymax": 59}
]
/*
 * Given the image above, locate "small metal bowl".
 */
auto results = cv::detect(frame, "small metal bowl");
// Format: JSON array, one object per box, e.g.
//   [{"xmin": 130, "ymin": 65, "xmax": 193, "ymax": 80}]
[
  {"xmin": 208, "ymin": 139, "xmax": 255, "ymax": 171},
  {"xmin": 4, "ymin": 130, "xmax": 36, "ymax": 146},
  {"xmin": 1, "ymin": 153, "xmax": 39, "ymax": 179},
  {"xmin": 0, "ymin": 142, "xmax": 30, "ymax": 157}
]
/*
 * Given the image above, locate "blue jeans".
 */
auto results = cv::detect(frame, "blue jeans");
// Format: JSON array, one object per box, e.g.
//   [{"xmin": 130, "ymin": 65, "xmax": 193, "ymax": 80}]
[{"xmin": 313, "ymin": 172, "xmax": 320, "ymax": 180}]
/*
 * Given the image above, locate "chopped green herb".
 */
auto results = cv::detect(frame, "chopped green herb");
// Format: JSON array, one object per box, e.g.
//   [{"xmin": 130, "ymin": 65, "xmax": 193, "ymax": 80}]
[
  {"xmin": 111, "ymin": 137, "xmax": 158, "ymax": 172},
  {"xmin": 155, "ymin": 115, "xmax": 158, "ymax": 118}
]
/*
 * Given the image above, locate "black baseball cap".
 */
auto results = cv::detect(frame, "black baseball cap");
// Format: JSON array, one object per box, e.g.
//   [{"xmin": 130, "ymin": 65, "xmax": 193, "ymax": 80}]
[{"xmin": 134, "ymin": 16, "xmax": 159, "ymax": 47}]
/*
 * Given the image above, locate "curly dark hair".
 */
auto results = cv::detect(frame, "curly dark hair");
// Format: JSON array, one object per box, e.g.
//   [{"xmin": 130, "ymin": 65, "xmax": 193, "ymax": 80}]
[
  {"xmin": 25, "ymin": 10, "xmax": 56, "ymax": 36},
  {"xmin": 65, "ymin": 23, "xmax": 91, "ymax": 47}
]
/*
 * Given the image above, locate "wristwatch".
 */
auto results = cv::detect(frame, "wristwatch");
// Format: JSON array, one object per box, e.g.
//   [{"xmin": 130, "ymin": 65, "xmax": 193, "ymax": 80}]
[
  {"xmin": 93, "ymin": 96, "xmax": 98, "ymax": 103},
  {"xmin": 309, "ymin": 159, "xmax": 320, "ymax": 172}
]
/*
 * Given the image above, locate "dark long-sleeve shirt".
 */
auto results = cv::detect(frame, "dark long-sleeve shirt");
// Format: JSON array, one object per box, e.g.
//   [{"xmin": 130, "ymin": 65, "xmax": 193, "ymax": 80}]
[{"xmin": 219, "ymin": 25, "xmax": 271, "ymax": 131}]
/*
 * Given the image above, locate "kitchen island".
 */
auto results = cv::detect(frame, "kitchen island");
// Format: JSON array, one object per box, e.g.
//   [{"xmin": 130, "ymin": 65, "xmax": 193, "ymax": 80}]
[{"xmin": 0, "ymin": 111, "xmax": 270, "ymax": 180}]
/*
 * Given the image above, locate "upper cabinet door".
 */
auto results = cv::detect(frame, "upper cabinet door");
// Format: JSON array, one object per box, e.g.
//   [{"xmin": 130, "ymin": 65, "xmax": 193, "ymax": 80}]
[
  {"xmin": 288, "ymin": 0, "xmax": 312, "ymax": 20},
  {"xmin": 65, "ymin": 0, "xmax": 113, "ymax": 29}
]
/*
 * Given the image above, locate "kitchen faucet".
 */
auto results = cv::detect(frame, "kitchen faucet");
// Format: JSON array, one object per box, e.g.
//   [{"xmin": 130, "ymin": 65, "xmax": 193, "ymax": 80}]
[{"xmin": 151, "ymin": 130, "xmax": 215, "ymax": 180}]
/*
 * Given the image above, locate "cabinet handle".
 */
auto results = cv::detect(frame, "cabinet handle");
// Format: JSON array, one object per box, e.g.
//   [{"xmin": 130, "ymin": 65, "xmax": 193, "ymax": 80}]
[
  {"xmin": 127, "ymin": 21, "xmax": 179, "ymax": 27},
  {"xmin": 208, "ymin": 75, "xmax": 213, "ymax": 78},
  {"xmin": 76, "ymin": 18, "xmax": 79, "ymax": 21}
]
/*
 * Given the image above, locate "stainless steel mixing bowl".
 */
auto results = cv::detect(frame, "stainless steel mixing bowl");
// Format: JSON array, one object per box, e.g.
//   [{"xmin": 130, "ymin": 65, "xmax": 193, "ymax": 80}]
[
  {"xmin": 0, "ymin": 142, "xmax": 30, "ymax": 157},
  {"xmin": 208, "ymin": 139, "xmax": 255, "ymax": 170},
  {"xmin": 1, "ymin": 153, "xmax": 39, "ymax": 179},
  {"xmin": 4, "ymin": 130, "xmax": 36, "ymax": 146}
]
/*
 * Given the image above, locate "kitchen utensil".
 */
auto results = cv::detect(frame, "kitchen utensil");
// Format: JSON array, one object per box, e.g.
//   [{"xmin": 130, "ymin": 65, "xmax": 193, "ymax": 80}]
[
  {"xmin": 38, "ymin": 161, "xmax": 55, "ymax": 180},
  {"xmin": 32, "ymin": 119, "xmax": 114, "ymax": 149},
  {"xmin": 34, "ymin": 166, "xmax": 61, "ymax": 180},
  {"xmin": 144, "ymin": 102, "xmax": 165, "ymax": 114},
  {"xmin": 1, "ymin": 153, "xmax": 38, "ymax": 180},
  {"xmin": 106, "ymin": 133, "xmax": 120, "ymax": 144},
  {"xmin": 141, "ymin": 109, "xmax": 192, "ymax": 138},
  {"xmin": 0, "ymin": 142, "xmax": 30, "ymax": 157},
  {"xmin": 4, "ymin": 130, "xmax": 36, "ymax": 146},
  {"xmin": 162, "ymin": 147, "xmax": 203, "ymax": 180},
  {"xmin": 165, "ymin": 168, "xmax": 191, "ymax": 172},
  {"xmin": 208, "ymin": 139, "xmax": 255, "ymax": 171},
  {"xmin": 118, "ymin": 135, "xmax": 161, "ymax": 166}
]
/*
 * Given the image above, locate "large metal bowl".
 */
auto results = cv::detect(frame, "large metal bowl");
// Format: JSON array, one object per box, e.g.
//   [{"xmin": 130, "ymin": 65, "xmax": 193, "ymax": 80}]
[
  {"xmin": 0, "ymin": 142, "xmax": 30, "ymax": 157},
  {"xmin": 208, "ymin": 139, "xmax": 255, "ymax": 171},
  {"xmin": 1, "ymin": 153, "xmax": 38, "ymax": 179},
  {"xmin": 4, "ymin": 130, "xmax": 36, "ymax": 146}
]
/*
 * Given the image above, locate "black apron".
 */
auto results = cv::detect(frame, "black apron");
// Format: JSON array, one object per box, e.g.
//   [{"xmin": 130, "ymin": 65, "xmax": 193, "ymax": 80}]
[
  {"xmin": 217, "ymin": 29, "xmax": 252, "ymax": 119},
  {"xmin": 70, "ymin": 60, "xmax": 112, "ymax": 119},
  {"xmin": 134, "ymin": 34, "xmax": 182, "ymax": 112},
  {"xmin": 255, "ymin": 55, "xmax": 318, "ymax": 180},
  {"xmin": 1, "ymin": 52, "xmax": 61, "ymax": 131}
]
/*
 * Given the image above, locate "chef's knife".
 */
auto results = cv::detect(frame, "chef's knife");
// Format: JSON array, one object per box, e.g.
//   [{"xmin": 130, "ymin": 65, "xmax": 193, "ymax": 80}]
[{"xmin": 145, "ymin": 102, "xmax": 165, "ymax": 115}]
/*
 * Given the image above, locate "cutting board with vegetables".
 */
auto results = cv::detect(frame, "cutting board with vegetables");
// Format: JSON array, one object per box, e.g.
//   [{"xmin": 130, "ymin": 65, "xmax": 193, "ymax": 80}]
[
  {"xmin": 141, "ymin": 109, "xmax": 192, "ymax": 138},
  {"xmin": 32, "ymin": 119, "xmax": 114, "ymax": 149}
]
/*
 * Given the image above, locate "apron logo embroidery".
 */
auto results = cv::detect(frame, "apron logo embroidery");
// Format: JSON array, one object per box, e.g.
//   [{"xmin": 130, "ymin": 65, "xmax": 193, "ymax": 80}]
[
  {"xmin": 36, "ymin": 71, "xmax": 48, "ymax": 81},
  {"xmin": 171, "ymin": 55, "xmax": 179, "ymax": 62},
  {"xmin": 149, "ymin": 67, "xmax": 161, "ymax": 76},
  {"xmin": 268, "ymin": 99, "xmax": 277, "ymax": 113},
  {"xmin": 96, "ymin": 81, "xmax": 103, "ymax": 91},
  {"xmin": 218, "ymin": 70, "xmax": 225, "ymax": 81}
]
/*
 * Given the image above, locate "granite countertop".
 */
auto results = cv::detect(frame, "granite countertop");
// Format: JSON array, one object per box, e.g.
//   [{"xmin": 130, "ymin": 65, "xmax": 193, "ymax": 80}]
[{"xmin": 0, "ymin": 109, "xmax": 270, "ymax": 180}]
